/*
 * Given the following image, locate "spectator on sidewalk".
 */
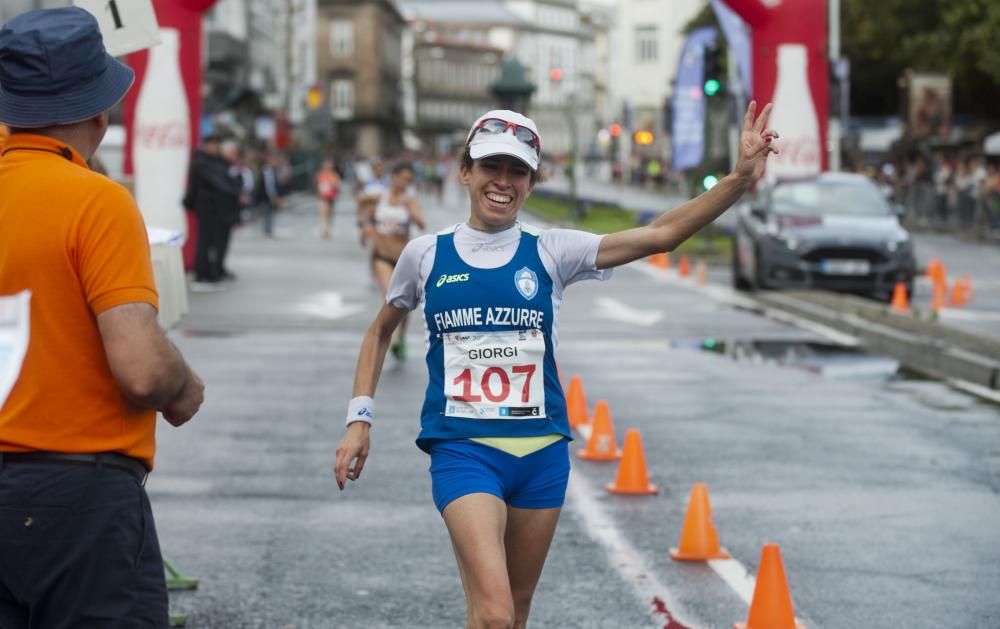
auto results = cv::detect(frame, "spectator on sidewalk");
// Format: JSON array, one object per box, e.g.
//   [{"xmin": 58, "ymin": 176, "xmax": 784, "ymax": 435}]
[
  {"xmin": 259, "ymin": 151, "xmax": 284, "ymax": 237},
  {"xmin": 932, "ymin": 151, "xmax": 953, "ymax": 225},
  {"xmin": 983, "ymin": 163, "xmax": 1000, "ymax": 233},
  {"xmin": 184, "ymin": 134, "xmax": 240, "ymax": 289},
  {"xmin": 218, "ymin": 139, "xmax": 246, "ymax": 279},
  {"xmin": 0, "ymin": 8, "xmax": 204, "ymax": 627}
]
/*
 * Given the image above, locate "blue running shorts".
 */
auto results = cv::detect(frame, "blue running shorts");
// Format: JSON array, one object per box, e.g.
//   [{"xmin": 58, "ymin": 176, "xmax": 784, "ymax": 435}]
[{"xmin": 428, "ymin": 439, "xmax": 570, "ymax": 513}]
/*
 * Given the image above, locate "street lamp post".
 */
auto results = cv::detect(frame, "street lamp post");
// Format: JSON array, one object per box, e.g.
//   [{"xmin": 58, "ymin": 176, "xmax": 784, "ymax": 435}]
[
  {"xmin": 490, "ymin": 57, "xmax": 536, "ymax": 115},
  {"xmin": 566, "ymin": 93, "xmax": 581, "ymax": 220}
]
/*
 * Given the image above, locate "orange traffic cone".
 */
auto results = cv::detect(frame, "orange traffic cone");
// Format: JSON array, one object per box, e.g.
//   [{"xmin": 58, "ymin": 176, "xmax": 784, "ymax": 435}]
[
  {"xmin": 606, "ymin": 429, "xmax": 659, "ymax": 495},
  {"xmin": 678, "ymin": 255, "xmax": 691, "ymax": 278},
  {"xmin": 734, "ymin": 544, "xmax": 804, "ymax": 629},
  {"xmin": 648, "ymin": 252, "xmax": 669, "ymax": 269},
  {"xmin": 931, "ymin": 276, "xmax": 947, "ymax": 312},
  {"xmin": 950, "ymin": 274, "xmax": 973, "ymax": 307},
  {"xmin": 565, "ymin": 375, "xmax": 589, "ymax": 429},
  {"xmin": 925, "ymin": 256, "xmax": 942, "ymax": 282},
  {"xmin": 889, "ymin": 282, "xmax": 909, "ymax": 313},
  {"xmin": 576, "ymin": 401, "xmax": 620, "ymax": 461},
  {"xmin": 695, "ymin": 261, "xmax": 708, "ymax": 285},
  {"xmin": 669, "ymin": 483, "xmax": 730, "ymax": 560}
]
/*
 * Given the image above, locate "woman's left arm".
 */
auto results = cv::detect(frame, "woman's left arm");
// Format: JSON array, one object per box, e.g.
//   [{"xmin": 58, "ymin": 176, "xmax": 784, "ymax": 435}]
[
  {"xmin": 408, "ymin": 198, "xmax": 427, "ymax": 231},
  {"xmin": 596, "ymin": 101, "xmax": 778, "ymax": 270}
]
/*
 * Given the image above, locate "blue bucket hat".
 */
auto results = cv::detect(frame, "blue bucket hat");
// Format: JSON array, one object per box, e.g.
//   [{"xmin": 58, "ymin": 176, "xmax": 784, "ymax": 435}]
[{"xmin": 0, "ymin": 6, "xmax": 135, "ymax": 127}]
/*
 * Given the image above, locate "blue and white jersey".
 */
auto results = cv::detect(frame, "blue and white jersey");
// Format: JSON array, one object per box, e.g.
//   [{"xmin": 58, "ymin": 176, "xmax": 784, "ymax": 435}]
[{"xmin": 386, "ymin": 222, "xmax": 612, "ymax": 452}]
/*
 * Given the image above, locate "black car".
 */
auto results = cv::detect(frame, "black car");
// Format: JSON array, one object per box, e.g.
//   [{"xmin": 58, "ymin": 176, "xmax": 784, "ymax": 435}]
[{"xmin": 732, "ymin": 173, "xmax": 916, "ymax": 300}]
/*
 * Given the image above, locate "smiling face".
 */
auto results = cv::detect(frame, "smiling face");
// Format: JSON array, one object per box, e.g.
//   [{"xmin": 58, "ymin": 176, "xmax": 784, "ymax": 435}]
[{"xmin": 460, "ymin": 154, "xmax": 535, "ymax": 230}]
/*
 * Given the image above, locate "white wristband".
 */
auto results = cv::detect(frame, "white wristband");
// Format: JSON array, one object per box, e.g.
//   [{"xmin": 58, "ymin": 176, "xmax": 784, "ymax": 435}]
[{"xmin": 346, "ymin": 396, "xmax": 374, "ymax": 427}]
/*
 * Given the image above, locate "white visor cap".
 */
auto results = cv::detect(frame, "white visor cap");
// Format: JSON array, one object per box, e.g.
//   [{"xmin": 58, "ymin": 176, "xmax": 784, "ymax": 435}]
[{"xmin": 466, "ymin": 109, "xmax": 541, "ymax": 171}]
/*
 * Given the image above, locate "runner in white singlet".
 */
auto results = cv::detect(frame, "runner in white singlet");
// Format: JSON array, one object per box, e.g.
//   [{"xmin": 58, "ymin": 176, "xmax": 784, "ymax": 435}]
[{"xmin": 364, "ymin": 163, "xmax": 425, "ymax": 360}]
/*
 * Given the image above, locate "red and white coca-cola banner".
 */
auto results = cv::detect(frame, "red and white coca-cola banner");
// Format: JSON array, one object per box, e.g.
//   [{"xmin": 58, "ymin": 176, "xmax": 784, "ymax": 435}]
[
  {"xmin": 723, "ymin": 0, "xmax": 829, "ymax": 179},
  {"xmin": 123, "ymin": 0, "xmax": 217, "ymax": 250}
]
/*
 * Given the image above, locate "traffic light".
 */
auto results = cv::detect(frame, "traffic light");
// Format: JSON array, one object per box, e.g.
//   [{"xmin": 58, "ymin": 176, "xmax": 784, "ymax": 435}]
[
  {"xmin": 549, "ymin": 67, "xmax": 563, "ymax": 83},
  {"xmin": 703, "ymin": 46, "xmax": 723, "ymax": 96},
  {"xmin": 633, "ymin": 130, "xmax": 654, "ymax": 145},
  {"xmin": 703, "ymin": 174, "xmax": 719, "ymax": 190},
  {"xmin": 609, "ymin": 123, "xmax": 622, "ymax": 138},
  {"xmin": 306, "ymin": 85, "xmax": 323, "ymax": 110}
]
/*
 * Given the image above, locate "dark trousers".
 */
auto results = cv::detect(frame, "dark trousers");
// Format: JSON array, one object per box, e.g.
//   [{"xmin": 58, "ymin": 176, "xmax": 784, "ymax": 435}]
[
  {"xmin": 261, "ymin": 200, "xmax": 276, "ymax": 237},
  {"xmin": 194, "ymin": 210, "xmax": 225, "ymax": 282},
  {"xmin": 217, "ymin": 220, "xmax": 236, "ymax": 277},
  {"xmin": 0, "ymin": 461, "xmax": 168, "ymax": 628}
]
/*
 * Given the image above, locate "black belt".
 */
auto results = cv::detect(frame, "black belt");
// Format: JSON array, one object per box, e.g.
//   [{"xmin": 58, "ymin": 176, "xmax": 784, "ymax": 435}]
[{"xmin": 0, "ymin": 452, "xmax": 148, "ymax": 482}]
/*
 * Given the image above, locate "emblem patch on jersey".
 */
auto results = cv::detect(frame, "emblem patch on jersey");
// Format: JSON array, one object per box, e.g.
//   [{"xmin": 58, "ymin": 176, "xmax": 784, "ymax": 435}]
[{"xmin": 514, "ymin": 267, "xmax": 538, "ymax": 300}]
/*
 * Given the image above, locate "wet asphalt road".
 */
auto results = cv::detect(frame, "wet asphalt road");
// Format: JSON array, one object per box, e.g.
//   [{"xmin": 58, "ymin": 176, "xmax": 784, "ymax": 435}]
[{"xmin": 154, "ymin": 189, "xmax": 1000, "ymax": 628}]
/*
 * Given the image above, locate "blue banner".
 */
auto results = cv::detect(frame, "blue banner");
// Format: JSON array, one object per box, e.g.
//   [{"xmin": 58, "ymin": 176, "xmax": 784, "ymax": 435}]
[
  {"xmin": 671, "ymin": 27, "xmax": 717, "ymax": 172},
  {"xmin": 711, "ymin": 0, "xmax": 752, "ymax": 101}
]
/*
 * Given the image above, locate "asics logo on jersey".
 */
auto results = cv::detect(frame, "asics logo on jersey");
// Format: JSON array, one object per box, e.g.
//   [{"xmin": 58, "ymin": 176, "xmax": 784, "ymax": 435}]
[
  {"xmin": 436, "ymin": 273, "xmax": 470, "ymax": 288},
  {"xmin": 472, "ymin": 243, "xmax": 505, "ymax": 253}
]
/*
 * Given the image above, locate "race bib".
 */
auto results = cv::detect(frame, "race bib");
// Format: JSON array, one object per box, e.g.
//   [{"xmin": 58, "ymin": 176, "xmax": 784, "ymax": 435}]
[{"xmin": 443, "ymin": 329, "xmax": 545, "ymax": 420}]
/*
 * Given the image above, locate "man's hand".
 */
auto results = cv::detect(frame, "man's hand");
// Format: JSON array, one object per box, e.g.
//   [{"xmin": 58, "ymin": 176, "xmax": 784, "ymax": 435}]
[
  {"xmin": 334, "ymin": 422, "xmax": 371, "ymax": 490},
  {"xmin": 732, "ymin": 101, "xmax": 779, "ymax": 183},
  {"xmin": 160, "ymin": 366, "xmax": 205, "ymax": 427}
]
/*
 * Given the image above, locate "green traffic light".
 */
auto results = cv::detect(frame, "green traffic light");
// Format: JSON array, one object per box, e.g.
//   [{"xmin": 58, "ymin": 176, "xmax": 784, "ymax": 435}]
[
  {"xmin": 703, "ymin": 175, "xmax": 719, "ymax": 190},
  {"xmin": 703, "ymin": 79, "xmax": 721, "ymax": 96}
]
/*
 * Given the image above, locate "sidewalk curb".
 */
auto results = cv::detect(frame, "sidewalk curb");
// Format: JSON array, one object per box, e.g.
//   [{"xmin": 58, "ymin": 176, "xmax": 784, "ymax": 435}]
[{"xmin": 753, "ymin": 291, "xmax": 1000, "ymax": 392}]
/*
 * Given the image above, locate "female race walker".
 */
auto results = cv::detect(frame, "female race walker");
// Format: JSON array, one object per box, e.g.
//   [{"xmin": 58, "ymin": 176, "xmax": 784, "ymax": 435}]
[
  {"xmin": 315, "ymin": 158, "xmax": 341, "ymax": 239},
  {"xmin": 361, "ymin": 162, "xmax": 425, "ymax": 360},
  {"xmin": 335, "ymin": 102, "xmax": 778, "ymax": 629}
]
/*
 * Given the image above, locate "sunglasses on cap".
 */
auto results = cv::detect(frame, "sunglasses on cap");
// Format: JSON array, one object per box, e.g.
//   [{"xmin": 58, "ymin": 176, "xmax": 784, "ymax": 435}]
[{"xmin": 468, "ymin": 118, "xmax": 541, "ymax": 156}]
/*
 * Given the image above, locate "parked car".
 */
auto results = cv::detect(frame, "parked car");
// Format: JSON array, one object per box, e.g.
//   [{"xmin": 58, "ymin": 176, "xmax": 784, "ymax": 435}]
[{"xmin": 732, "ymin": 173, "xmax": 916, "ymax": 301}]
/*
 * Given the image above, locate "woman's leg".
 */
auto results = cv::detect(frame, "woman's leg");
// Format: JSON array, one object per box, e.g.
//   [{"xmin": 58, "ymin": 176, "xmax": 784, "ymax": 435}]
[
  {"xmin": 443, "ymin": 493, "xmax": 515, "ymax": 629},
  {"xmin": 505, "ymin": 506, "xmax": 561, "ymax": 628},
  {"xmin": 318, "ymin": 199, "xmax": 332, "ymax": 238},
  {"xmin": 372, "ymin": 256, "xmax": 394, "ymax": 297}
]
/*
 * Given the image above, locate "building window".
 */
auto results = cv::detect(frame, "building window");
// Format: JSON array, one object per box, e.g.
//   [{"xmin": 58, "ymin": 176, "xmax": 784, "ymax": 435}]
[
  {"xmin": 636, "ymin": 25, "xmax": 657, "ymax": 62},
  {"xmin": 330, "ymin": 79, "xmax": 353, "ymax": 119},
  {"xmin": 330, "ymin": 20, "xmax": 353, "ymax": 57}
]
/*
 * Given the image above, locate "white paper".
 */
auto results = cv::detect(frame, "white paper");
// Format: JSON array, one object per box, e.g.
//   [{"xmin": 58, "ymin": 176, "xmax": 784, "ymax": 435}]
[
  {"xmin": 74, "ymin": 0, "xmax": 161, "ymax": 57},
  {"xmin": 0, "ymin": 291, "xmax": 31, "ymax": 412}
]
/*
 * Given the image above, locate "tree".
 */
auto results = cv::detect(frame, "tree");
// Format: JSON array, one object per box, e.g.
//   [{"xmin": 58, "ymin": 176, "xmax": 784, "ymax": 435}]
[
  {"xmin": 841, "ymin": 0, "xmax": 999, "ymax": 119},
  {"xmin": 685, "ymin": 0, "xmax": 1000, "ymax": 120}
]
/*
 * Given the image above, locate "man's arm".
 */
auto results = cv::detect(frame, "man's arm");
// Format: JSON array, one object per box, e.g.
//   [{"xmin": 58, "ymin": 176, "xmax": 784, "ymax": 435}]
[{"xmin": 97, "ymin": 302, "xmax": 204, "ymax": 426}]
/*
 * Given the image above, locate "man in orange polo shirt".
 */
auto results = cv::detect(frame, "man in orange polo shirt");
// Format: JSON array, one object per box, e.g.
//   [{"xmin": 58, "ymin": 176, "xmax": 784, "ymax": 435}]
[{"xmin": 0, "ymin": 8, "xmax": 204, "ymax": 627}]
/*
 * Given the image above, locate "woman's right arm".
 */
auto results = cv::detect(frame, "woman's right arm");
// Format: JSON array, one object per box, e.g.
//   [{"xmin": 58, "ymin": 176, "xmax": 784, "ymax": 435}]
[{"xmin": 333, "ymin": 303, "xmax": 408, "ymax": 490}]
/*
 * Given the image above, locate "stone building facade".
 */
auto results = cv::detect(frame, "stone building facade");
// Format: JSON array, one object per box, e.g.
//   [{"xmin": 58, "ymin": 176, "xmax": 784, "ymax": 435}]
[{"xmin": 316, "ymin": 0, "xmax": 404, "ymax": 157}]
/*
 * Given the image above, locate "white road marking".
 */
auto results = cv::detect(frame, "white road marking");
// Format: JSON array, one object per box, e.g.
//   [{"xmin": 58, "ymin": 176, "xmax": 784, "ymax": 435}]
[
  {"xmin": 594, "ymin": 296, "xmax": 664, "ymax": 326},
  {"xmin": 296, "ymin": 291, "xmax": 364, "ymax": 320},
  {"xmin": 566, "ymin": 470, "xmax": 702, "ymax": 629},
  {"xmin": 574, "ymin": 421, "xmax": 760, "ymax": 612},
  {"xmin": 707, "ymin": 558, "xmax": 756, "ymax": 605}
]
